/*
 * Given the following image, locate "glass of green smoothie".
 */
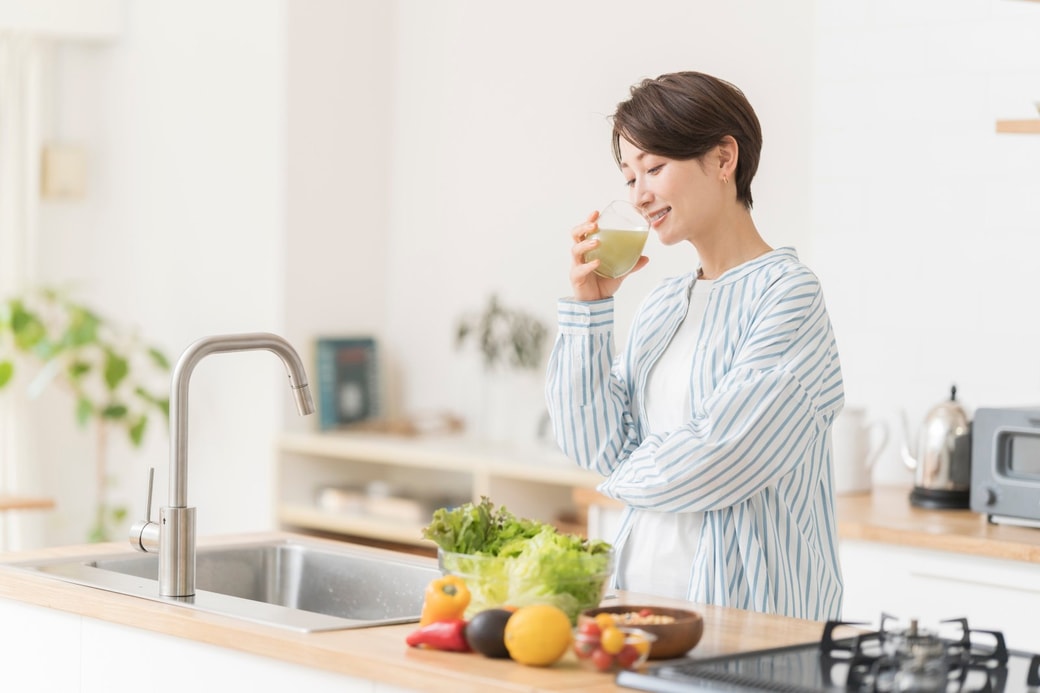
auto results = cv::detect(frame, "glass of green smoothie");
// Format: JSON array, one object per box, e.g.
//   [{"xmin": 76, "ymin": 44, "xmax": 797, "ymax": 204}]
[{"xmin": 584, "ymin": 200, "xmax": 650, "ymax": 278}]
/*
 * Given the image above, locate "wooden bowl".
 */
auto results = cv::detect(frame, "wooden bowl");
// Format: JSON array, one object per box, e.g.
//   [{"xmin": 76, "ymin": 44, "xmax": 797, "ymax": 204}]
[{"xmin": 579, "ymin": 605, "xmax": 704, "ymax": 660}]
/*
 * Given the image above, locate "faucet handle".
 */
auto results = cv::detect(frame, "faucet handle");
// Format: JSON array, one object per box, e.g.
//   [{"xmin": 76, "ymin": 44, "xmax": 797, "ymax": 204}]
[
  {"xmin": 129, "ymin": 467, "xmax": 159, "ymax": 553},
  {"xmin": 144, "ymin": 466, "xmax": 154, "ymax": 522}
]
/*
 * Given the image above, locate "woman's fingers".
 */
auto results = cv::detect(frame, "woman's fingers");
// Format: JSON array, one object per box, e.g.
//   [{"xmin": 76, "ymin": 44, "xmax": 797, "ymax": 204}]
[{"xmin": 570, "ymin": 210, "xmax": 599, "ymax": 243}]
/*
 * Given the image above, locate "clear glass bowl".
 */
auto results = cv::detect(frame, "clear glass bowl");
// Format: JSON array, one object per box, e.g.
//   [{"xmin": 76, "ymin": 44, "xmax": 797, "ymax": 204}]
[
  {"xmin": 438, "ymin": 548, "xmax": 614, "ymax": 624},
  {"xmin": 573, "ymin": 626, "xmax": 656, "ymax": 672}
]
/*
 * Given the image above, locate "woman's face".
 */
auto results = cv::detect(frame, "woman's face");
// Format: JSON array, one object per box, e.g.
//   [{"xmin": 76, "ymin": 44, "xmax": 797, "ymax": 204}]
[{"xmin": 617, "ymin": 137, "xmax": 723, "ymax": 247}]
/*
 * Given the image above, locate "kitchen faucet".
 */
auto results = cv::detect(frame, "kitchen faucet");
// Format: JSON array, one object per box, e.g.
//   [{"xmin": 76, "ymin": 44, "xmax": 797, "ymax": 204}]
[{"xmin": 129, "ymin": 332, "xmax": 315, "ymax": 597}]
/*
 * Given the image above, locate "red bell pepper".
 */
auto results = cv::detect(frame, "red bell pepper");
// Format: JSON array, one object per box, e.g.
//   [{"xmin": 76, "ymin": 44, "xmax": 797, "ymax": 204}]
[{"xmin": 405, "ymin": 618, "xmax": 471, "ymax": 652}]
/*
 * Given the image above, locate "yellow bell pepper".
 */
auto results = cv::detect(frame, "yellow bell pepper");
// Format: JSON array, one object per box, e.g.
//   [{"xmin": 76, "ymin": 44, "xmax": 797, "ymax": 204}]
[{"xmin": 419, "ymin": 575, "xmax": 471, "ymax": 626}]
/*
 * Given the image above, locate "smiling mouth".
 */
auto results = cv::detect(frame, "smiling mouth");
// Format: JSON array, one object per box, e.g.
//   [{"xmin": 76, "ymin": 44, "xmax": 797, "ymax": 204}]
[{"xmin": 648, "ymin": 207, "xmax": 670, "ymax": 224}]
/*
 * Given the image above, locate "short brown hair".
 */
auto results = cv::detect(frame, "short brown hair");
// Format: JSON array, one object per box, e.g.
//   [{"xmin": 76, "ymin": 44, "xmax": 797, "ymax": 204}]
[{"xmin": 611, "ymin": 72, "xmax": 762, "ymax": 209}]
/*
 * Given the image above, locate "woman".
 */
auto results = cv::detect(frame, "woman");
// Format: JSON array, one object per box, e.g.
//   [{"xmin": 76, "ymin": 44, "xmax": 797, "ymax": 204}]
[{"xmin": 545, "ymin": 71, "xmax": 845, "ymax": 620}]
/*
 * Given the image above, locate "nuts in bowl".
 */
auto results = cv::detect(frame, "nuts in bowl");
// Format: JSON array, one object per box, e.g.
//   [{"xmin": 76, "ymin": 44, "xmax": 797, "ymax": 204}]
[
  {"xmin": 579, "ymin": 605, "xmax": 704, "ymax": 660},
  {"xmin": 573, "ymin": 623, "xmax": 656, "ymax": 672}
]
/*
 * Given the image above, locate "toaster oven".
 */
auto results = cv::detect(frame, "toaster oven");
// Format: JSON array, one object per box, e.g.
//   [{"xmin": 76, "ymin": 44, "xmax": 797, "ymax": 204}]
[{"xmin": 970, "ymin": 406, "xmax": 1040, "ymax": 527}]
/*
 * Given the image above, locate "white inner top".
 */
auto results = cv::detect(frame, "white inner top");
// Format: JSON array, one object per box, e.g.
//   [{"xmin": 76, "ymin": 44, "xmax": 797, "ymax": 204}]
[{"xmin": 617, "ymin": 278, "xmax": 712, "ymax": 599}]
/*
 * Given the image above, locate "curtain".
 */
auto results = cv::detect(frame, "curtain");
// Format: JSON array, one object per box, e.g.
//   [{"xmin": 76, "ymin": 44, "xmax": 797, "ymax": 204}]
[{"xmin": 0, "ymin": 33, "xmax": 44, "ymax": 550}]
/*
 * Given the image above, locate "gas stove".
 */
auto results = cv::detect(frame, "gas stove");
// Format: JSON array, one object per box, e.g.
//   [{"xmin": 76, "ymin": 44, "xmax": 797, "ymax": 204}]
[{"xmin": 616, "ymin": 614, "xmax": 1040, "ymax": 693}]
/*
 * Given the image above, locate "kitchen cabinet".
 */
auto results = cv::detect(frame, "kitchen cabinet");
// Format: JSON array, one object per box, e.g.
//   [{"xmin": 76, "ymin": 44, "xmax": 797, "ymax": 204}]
[
  {"xmin": 0, "ymin": 595, "xmax": 405, "ymax": 690},
  {"xmin": 840, "ymin": 539, "xmax": 1040, "ymax": 653},
  {"xmin": 0, "ymin": 597, "xmax": 410, "ymax": 693},
  {"xmin": 274, "ymin": 432, "xmax": 603, "ymax": 549},
  {"xmin": 836, "ymin": 487, "xmax": 1040, "ymax": 654}
]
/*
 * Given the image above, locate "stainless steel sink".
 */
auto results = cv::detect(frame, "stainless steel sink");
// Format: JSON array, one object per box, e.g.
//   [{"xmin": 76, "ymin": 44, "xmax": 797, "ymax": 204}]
[{"xmin": 8, "ymin": 536, "xmax": 440, "ymax": 632}]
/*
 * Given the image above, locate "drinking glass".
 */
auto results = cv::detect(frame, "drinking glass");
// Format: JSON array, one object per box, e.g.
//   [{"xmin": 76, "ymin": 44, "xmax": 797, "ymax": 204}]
[{"xmin": 583, "ymin": 200, "xmax": 650, "ymax": 278}]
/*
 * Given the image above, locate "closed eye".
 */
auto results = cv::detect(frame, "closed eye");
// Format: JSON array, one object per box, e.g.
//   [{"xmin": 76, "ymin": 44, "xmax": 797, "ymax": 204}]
[{"xmin": 648, "ymin": 164, "xmax": 663, "ymax": 175}]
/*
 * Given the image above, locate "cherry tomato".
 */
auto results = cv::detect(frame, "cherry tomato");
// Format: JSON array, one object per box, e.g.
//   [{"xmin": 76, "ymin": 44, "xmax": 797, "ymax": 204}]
[
  {"xmin": 638, "ymin": 608, "xmax": 653, "ymax": 618},
  {"xmin": 591, "ymin": 647, "xmax": 615, "ymax": 672},
  {"xmin": 600, "ymin": 626, "xmax": 625, "ymax": 655},
  {"xmin": 574, "ymin": 638, "xmax": 597, "ymax": 659},
  {"xmin": 616, "ymin": 643, "xmax": 642, "ymax": 669},
  {"xmin": 578, "ymin": 621, "xmax": 602, "ymax": 639}
]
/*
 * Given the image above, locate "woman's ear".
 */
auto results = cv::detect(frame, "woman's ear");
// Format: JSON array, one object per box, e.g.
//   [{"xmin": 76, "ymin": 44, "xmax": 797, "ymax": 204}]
[{"xmin": 717, "ymin": 135, "xmax": 739, "ymax": 181}]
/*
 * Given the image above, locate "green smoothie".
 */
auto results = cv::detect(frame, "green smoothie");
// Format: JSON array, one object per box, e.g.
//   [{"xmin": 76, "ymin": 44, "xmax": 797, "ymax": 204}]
[{"xmin": 585, "ymin": 228, "xmax": 649, "ymax": 278}]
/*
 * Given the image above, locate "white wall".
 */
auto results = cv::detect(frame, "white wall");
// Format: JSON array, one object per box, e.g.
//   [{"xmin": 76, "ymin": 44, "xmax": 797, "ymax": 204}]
[
  {"xmin": 15, "ymin": 0, "xmax": 1040, "ymax": 546},
  {"xmin": 283, "ymin": 0, "xmax": 393, "ymax": 429},
  {"xmin": 810, "ymin": 0, "xmax": 1040, "ymax": 486},
  {"xmin": 384, "ymin": 0, "xmax": 815, "ymax": 433},
  {"xmin": 28, "ymin": 0, "xmax": 288, "ymax": 544}
]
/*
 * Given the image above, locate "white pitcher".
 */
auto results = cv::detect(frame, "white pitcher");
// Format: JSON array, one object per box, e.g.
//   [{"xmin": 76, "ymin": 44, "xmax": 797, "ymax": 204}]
[{"xmin": 832, "ymin": 406, "xmax": 888, "ymax": 495}]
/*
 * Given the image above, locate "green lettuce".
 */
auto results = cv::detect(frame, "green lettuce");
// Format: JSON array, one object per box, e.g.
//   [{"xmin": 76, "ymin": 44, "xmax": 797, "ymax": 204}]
[{"xmin": 422, "ymin": 497, "xmax": 613, "ymax": 622}]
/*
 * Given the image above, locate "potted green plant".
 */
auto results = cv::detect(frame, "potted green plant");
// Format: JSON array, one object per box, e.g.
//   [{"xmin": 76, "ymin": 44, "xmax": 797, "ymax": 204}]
[
  {"xmin": 454, "ymin": 294, "xmax": 549, "ymax": 441},
  {"xmin": 0, "ymin": 286, "xmax": 171, "ymax": 541},
  {"xmin": 454, "ymin": 294, "xmax": 548, "ymax": 373}
]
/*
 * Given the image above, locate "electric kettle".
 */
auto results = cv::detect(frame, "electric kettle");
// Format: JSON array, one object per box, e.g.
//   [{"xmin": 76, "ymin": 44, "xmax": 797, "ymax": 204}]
[{"xmin": 901, "ymin": 385, "xmax": 972, "ymax": 509}]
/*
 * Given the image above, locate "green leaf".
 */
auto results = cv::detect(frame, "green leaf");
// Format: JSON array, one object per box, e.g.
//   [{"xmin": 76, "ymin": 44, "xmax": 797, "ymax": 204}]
[
  {"xmin": 101, "ymin": 403, "xmax": 128, "ymax": 420},
  {"xmin": 147, "ymin": 347, "xmax": 171, "ymax": 370},
  {"xmin": 64, "ymin": 306, "xmax": 100, "ymax": 347},
  {"xmin": 76, "ymin": 396, "xmax": 94, "ymax": 426},
  {"xmin": 103, "ymin": 350, "xmax": 129, "ymax": 391},
  {"xmin": 11, "ymin": 303, "xmax": 45, "ymax": 351},
  {"xmin": 129, "ymin": 415, "xmax": 147, "ymax": 446},
  {"xmin": 67, "ymin": 360, "xmax": 91, "ymax": 381},
  {"xmin": 133, "ymin": 388, "xmax": 170, "ymax": 420},
  {"xmin": 87, "ymin": 522, "xmax": 107, "ymax": 543},
  {"xmin": 0, "ymin": 360, "xmax": 13, "ymax": 388}
]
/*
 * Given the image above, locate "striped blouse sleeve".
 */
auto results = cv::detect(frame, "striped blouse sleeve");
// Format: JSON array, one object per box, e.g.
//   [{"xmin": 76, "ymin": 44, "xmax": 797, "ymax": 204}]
[{"xmin": 544, "ymin": 297, "xmax": 641, "ymax": 477}]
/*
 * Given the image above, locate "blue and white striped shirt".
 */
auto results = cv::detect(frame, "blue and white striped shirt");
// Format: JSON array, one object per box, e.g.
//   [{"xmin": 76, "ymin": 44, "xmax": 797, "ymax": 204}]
[{"xmin": 545, "ymin": 247, "xmax": 845, "ymax": 620}]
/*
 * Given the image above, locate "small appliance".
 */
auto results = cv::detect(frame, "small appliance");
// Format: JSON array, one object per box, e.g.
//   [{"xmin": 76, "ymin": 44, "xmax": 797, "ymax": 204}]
[
  {"xmin": 970, "ymin": 405, "xmax": 1040, "ymax": 527},
  {"xmin": 901, "ymin": 386, "xmax": 972, "ymax": 509}
]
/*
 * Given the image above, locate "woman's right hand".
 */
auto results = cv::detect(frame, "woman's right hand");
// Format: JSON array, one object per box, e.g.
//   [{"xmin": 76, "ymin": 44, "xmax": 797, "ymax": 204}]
[{"xmin": 569, "ymin": 210, "xmax": 648, "ymax": 301}]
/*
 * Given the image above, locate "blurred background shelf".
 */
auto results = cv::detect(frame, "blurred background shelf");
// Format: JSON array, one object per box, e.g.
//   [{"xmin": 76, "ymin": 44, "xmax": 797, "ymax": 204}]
[
  {"xmin": 0, "ymin": 495, "xmax": 54, "ymax": 512},
  {"xmin": 275, "ymin": 432, "xmax": 603, "ymax": 553},
  {"xmin": 278, "ymin": 503, "xmax": 427, "ymax": 546},
  {"xmin": 995, "ymin": 119, "xmax": 1040, "ymax": 134}
]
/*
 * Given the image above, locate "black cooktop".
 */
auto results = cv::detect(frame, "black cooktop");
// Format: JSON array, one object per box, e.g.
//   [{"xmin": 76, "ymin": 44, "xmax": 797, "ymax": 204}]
[{"xmin": 616, "ymin": 615, "xmax": 1040, "ymax": 693}]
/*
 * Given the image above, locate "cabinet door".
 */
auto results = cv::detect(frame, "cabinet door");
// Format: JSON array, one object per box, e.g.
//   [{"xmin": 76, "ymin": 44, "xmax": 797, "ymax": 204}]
[{"xmin": 840, "ymin": 540, "xmax": 1040, "ymax": 653}]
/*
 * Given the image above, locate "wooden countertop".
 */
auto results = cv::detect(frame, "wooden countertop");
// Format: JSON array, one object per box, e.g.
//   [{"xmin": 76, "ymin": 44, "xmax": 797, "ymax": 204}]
[
  {"xmin": 836, "ymin": 485, "xmax": 1040, "ymax": 564},
  {"xmin": 0, "ymin": 532, "xmax": 825, "ymax": 693}
]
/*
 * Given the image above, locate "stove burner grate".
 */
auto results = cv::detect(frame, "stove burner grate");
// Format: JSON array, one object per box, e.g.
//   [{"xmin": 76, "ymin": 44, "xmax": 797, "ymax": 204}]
[{"xmin": 819, "ymin": 614, "xmax": 1031, "ymax": 693}]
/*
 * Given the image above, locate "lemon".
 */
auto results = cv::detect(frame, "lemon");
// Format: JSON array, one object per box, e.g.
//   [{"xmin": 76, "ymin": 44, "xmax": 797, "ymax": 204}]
[{"xmin": 503, "ymin": 604, "xmax": 573, "ymax": 667}]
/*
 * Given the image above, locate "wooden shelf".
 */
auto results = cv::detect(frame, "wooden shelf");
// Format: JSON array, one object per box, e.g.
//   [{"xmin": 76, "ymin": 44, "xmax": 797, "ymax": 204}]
[
  {"xmin": 996, "ymin": 119, "xmax": 1040, "ymax": 134},
  {"xmin": 0, "ymin": 495, "xmax": 54, "ymax": 512},
  {"xmin": 275, "ymin": 432, "xmax": 604, "ymax": 544},
  {"xmin": 278, "ymin": 503, "xmax": 430, "ymax": 546}
]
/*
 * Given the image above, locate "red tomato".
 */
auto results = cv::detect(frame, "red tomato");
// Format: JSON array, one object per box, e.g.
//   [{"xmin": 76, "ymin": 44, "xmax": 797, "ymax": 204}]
[
  {"xmin": 574, "ymin": 638, "xmax": 597, "ymax": 659},
  {"xmin": 592, "ymin": 648, "xmax": 615, "ymax": 672},
  {"xmin": 638, "ymin": 608, "xmax": 652, "ymax": 618},
  {"xmin": 578, "ymin": 622, "xmax": 602, "ymax": 638},
  {"xmin": 616, "ymin": 643, "xmax": 641, "ymax": 669}
]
